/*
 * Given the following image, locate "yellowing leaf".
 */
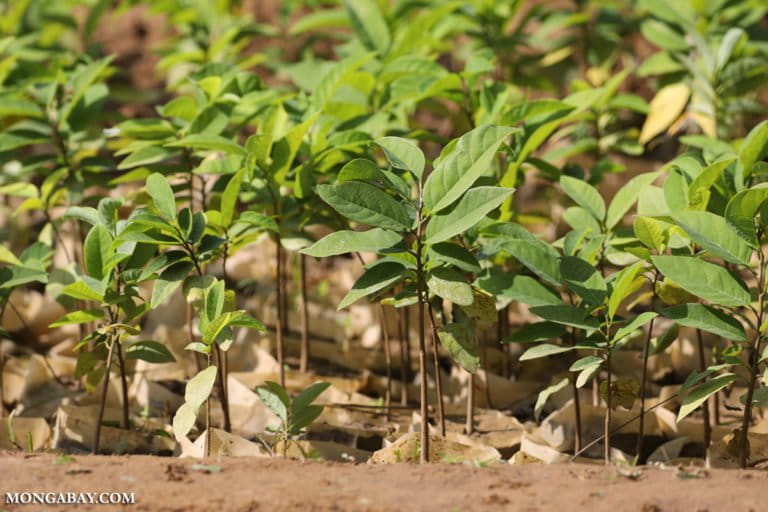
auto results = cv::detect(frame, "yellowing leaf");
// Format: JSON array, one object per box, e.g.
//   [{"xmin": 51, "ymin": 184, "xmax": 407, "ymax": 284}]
[{"xmin": 639, "ymin": 83, "xmax": 691, "ymax": 144}]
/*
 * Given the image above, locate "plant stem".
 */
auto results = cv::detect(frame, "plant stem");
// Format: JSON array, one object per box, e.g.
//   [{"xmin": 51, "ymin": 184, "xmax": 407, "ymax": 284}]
[
  {"xmin": 378, "ymin": 304, "xmax": 392, "ymax": 421},
  {"xmin": 636, "ymin": 275, "xmax": 657, "ymax": 461},
  {"xmin": 466, "ymin": 371, "xmax": 475, "ymax": 435},
  {"xmin": 739, "ymin": 246, "xmax": 766, "ymax": 468},
  {"xmin": 604, "ymin": 347, "xmax": 612, "ymax": 465},
  {"xmin": 115, "ymin": 341, "xmax": 129, "ymax": 430},
  {"xmin": 0, "ymin": 348, "xmax": 5, "ymax": 418},
  {"xmin": 415, "ymin": 226, "xmax": 430, "ymax": 463},
  {"xmin": 695, "ymin": 328, "xmax": 711, "ymax": 451},
  {"xmin": 299, "ymin": 254, "xmax": 310, "ymax": 373},
  {"xmin": 399, "ymin": 306, "xmax": 409, "ymax": 406},
  {"xmin": 426, "ymin": 306, "xmax": 445, "ymax": 437},
  {"xmin": 499, "ymin": 307, "xmax": 510, "ymax": 378},
  {"xmin": 93, "ymin": 336, "xmax": 117, "ymax": 454},
  {"xmin": 275, "ymin": 236, "xmax": 286, "ymax": 388},
  {"xmin": 205, "ymin": 353, "xmax": 212, "ymax": 458},
  {"xmin": 213, "ymin": 344, "xmax": 231, "ymax": 433}
]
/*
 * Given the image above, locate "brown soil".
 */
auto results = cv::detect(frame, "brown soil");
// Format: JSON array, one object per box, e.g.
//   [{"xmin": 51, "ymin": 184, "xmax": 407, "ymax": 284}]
[{"xmin": 1, "ymin": 453, "xmax": 766, "ymax": 512}]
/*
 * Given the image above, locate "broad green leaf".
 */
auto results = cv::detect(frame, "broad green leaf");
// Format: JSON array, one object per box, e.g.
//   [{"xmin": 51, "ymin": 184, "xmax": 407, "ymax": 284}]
[
  {"xmin": 559, "ymin": 256, "xmax": 607, "ymax": 306},
  {"xmin": 146, "ymin": 173, "xmax": 176, "ymax": 222},
  {"xmin": 672, "ymin": 211, "xmax": 752, "ymax": 266},
  {"xmin": 428, "ymin": 242, "xmax": 481, "ymax": 273},
  {"xmin": 291, "ymin": 382, "xmax": 331, "ymax": 417},
  {"xmin": 498, "ymin": 275, "xmax": 562, "ymax": 306},
  {"xmin": 338, "ymin": 159, "xmax": 386, "ymax": 183},
  {"xmin": 651, "ymin": 323, "xmax": 679, "ymax": 355},
  {"xmin": 257, "ymin": 381, "xmax": 290, "ymax": 423},
  {"xmin": 608, "ymin": 261, "xmax": 644, "ymax": 319},
  {"xmin": 633, "ymin": 216, "xmax": 669, "ymax": 251},
  {"xmin": 437, "ymin": 321, "xmax": 479, "ymax": 373},
  {"xmin": 84, "ymin": 225, "xmax": 113, "ymax": 280},
  {"xmin": 185, "ymin": 366, "xmax": 217, "ymax": 410},
  {"xmin": 425, "ymin": 186, "xmax": 513, "ymax": 244},
  {"xmin": 220, "ymin": 169, "xmax": 244, "ymax": 227},
  {"xmin": 520, "ymin": 343, "xmax": 573, "ymax": 361},
  {"xmin": 64, "ymin": 206, "xmax": 100, "ymax": 227},
  {"xmin": 427, "ymin": 267, "xmax": 473, "ymax": 306},
  {"xmin": 502, "ymin": 239, "xmax": 561, "ymax": 286},
  {"xmin": 661, "ymin": 304, "xmax": 747, "ymax": 341},
  {"xmin": 529, "ymin": 305, "xmax": 600, "ymax": 330},
  {"xmin": 342, "ymin": 0, "xmax": 391, "ymax": 55},
  {"xmin": 725, "ymin": 183, "xmax": 768, "ymax": 247},
  {"xmin": 534, "ymin": 378, "xmax": 569, "ymax": 421},
  {"xmin": 0, "ymin": 246, "xmax": 20, "ymax": 266},
  {"xmin": 606, "ymin": 172, "xmax": 660, "ymax": 229},
  {"xmin": 375, "ymin": 137, "xmax": 425, "ymax": 180},
  {"xmin": 166, "ymin": 134, "xmax": 246, "ymax": 156},
  {"xmin": 118, "ymin": 146, "xmax": 177, "ymax": 170},
  {"xmin": 613, "ymin": 312, "xmax": 657, "ymax": 342},
  {"xmin": 172, "ymin": 402, "xmax": 197, "ymax": 442},
  {"xmin": 639, "ymin": 83, "xmax": 690, "ymax": 144},
  {"xmin": 338, "ymin": 261, "xmax": 406, "ymax": 310},
  {"xmin": 423, "ymin": 125, "xmax": 515, "ymax": 213},
  {"xmin": 317, "ymin": 183, "xmax": 412, "ymax": 232},
  {"xmin": 559, "ymin": 176, "xmax": 605, "ymax": 222},
  {"xmin": 302, "ymin": 229, "xmax": 402, "ymax": 257},
  {"xmin": 291, "ymin": 405, "xmax": 324, "ymax": 433},
  {"xmin": 504, "ymin": 322, "xmax": 566, "ymax": 343},
  {"xmin": 60, "ymin": 278, "xmax": 105, "ymax": 302},
  {"xmin": 203, "ymin": 310, "xmax": 265, "ymax": 345},
  {"xmin": 740, "ymin": 120, "xmax": 768, "ymax": 177},
  {"xmin": 651, "ymin": 256, "xmax": 751, "ymax": 307},
  {"xmin": 125, "ymin": 340, "xmax": 176, "ymax": 363},
  {"xmin": 678, "ymin": 374, "xmax": 737, "ymax": 422},
  {"xmin": 151, "ymin": 261, "xmax": 194, "ymax": 308},
  {"xmin": 49, "ymin": 309, "xmax": 105, "ymax": 328}
]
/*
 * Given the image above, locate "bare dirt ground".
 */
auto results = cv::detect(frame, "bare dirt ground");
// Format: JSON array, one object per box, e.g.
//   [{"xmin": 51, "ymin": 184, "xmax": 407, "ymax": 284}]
[{"xmin": 0, "ymin": 453, "xmax": 766, "ymax": 512}]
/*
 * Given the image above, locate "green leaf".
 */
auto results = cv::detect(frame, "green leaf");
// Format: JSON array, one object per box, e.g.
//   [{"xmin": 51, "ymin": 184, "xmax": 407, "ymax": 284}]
[
  {"xmin": 146, "ymin": 173, "xmax": 177, "ymax": 222},
  {"xmin": 60, "ymin": 278, "xmax": 105, "ymax": 302},
  {"xmin": 672, "ymin": 211, "xmax": 752, "ymax": 266},
  {"xmin": 151, "ymin": 261, "xmax": 194, "ymax": 308},
  {"xmin": 125, "ymin": 340, "xmax": 176, "ymax": 363},
  {"xmin": 172, "ymin": 403, "xmax": 197, "ymax": 442},
  {"xmin": 633, "ymin": 216, "xmax": 669, "ymax": 251},
  {"xmin": 427, "ymin": 267, "xmax": 473, "ymax": 306},
  {"xmin": 608, "ymin": 261, "xmax": 644, "ymax": 319},
  {"xmin": 291, "ymin": 382, "xmax": 331, "ymax": 418},
  {"xmin": 678, "ymin": 374, "xmax": 737, "ymax": 422},
  {"xmin": 220, "ymin": 169, "xmax": 244, "ymax": 227},
  {"xmin": 725, "ymin": 183, "xmax": 768, "ymax": 247},
  {"xmin": 342, "ymin": 0, "xmax": 391, "ymax": 55},
  {"xmin": 529, "ymin": 305, "xmax": 599, "ymax": 330},
  {"xmin": 651, "ymin": 323, "xmax": 679, "ymax": 355},
  {"xmin": 338, "ymin": 261, "xmax": 406, "ymax": 310},
  {"xmin": 423, "ymin": 125, "xmax": 515, "ymax": 213},
  {"xmin": 661, "ymin": 304, "xmax": 747, "ymax": 341},
  {"xmin": 291, "ymin": 405, "xmax": 324, "ymax": 433},
  {"xmin": 338, "ymin": 159, "xmax": 387, "ymax": 183},
  {"xmin": 83, "ymin": 225, "xmax": 113, "ymax": 280},
  {"xmin": 740, "ymin": 120, "xmax": 768, "ymax": 177},
  {"xmin": 520, "ymin": 343, "xmax": 573, "ymax": 361},
  {"xmin": 437, "ymin": 321, "xmax": 479, "ymax": 373},
  {"xmin": 203, "ymin": 310, "xmax": 265, "ymax": 345},
  {"xmin": 317, "ymin": 183, "xmax": 412, "ymax": 232},
  {"xmin": 375, "ymin": 137, "xmax": 425, "ymax": 180},
  {"xmin": 651, "ymin": 256, "xmax": 751, "ymax": 307},
  {"xmin": 0, "ymin": 246, "xmax": 20, "ymax": 266},
  {"xmin": 118, "ymin": 146, "xmax": 177, "ymax": 170},
  {"xmin": 428, "ymin": 242, "xmax": 480, "ymax": 273},
  {"xmin": 613, "ymin": 312, "xmax": 657, "ymax": 342},
  {"xmin": 425, "ymin": 186, "xmax": 514, "ymax": 244},
  {"xmin": 49, "ymin": 309, "xmax": 105, "ymax": 328},
  {"xmin": 185, "ymin": 366, "xmax": 218, "ymax": 410},
  {"xmin": 534, "ymin": 378, "xmax": 570, "ymax": 421},
  {"xmin": 501, "ymin": 239, "xmax": 561, "ymax": 286},
  {"xmin": 64, "ymin": 206, "xmax": 101, "ymax": 227},
  {"xmin": 606, "ymin": 172, "xmax": 660, "ymax": 229},
  {"xmin": 257, "ymin": 381, "xmax": 290, "ymax": 423},
  {"xmin": 559, "ymin": 176, "xmax": 605, "ymax": 222},
  {"xmin": 166, "ymin": 134, "xmax": 246, "ymax": 156},
  {"xmin": 559, "ymin": 256, "xmax": 607, "ymax": 306},
  {"xmin": 302, "ymin": 229, "xmax": 402, "ymax": 257},
  {"xmin": 504, "ymin": 322, "xmax": 566, "ymax": 343}
]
